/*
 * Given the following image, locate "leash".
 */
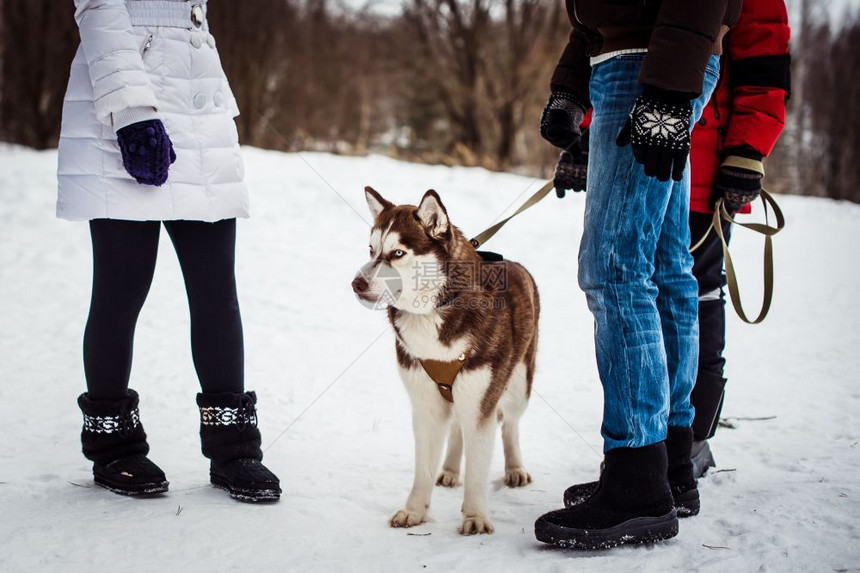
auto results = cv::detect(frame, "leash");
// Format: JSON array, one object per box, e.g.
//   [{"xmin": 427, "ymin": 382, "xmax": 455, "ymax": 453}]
[
  {"xmin": 689, "ymin": 189, "xmax": 785, "ymax": 324},
  {"xmin": 469, "ymin": 180, "xmax": 555, "ymax": 249},
  {"xmin": 470, "ymin": 175, "xmax": 785, "ymax": 325}
]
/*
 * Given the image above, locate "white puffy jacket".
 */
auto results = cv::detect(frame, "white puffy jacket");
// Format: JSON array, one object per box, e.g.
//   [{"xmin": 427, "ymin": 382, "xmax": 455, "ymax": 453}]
[{"xmin": 57, "ymin": 0, "xmax": 247, "ymax": 222}]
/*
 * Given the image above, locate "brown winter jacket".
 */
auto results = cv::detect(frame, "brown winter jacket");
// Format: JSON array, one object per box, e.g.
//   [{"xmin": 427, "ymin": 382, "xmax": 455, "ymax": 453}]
[{"xmin": 551, "ymin": 0, "xmax": 742, "ymax": 106}]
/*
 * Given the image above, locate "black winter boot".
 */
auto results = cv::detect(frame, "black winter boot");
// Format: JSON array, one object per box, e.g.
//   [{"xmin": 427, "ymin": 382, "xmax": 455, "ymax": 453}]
[
  {"xmin": 690, "ymin": 369, "xmax": 726, "ymax": 440},
  {"xmin": 665, "ymin": 426, "xmax": 699, "ymax": 517},
  {"xmin": 561, "ymin": 466, "xmax": 602, "ymax": 509},
  {"xmin": 691, "ymin": 439, "xmax": 716, "ymax": 479},
  {"xmin": 563, "ymin": 428, "xmax": 700, "ymax": 517},
  {"xmin": 197, "ymin": 391, "xmax": 281, "ymax": 502},
  {"xmin": 78, "ymin": 389, "xmax": 169, "ymax": 496},
  {"xmin": 536, "ymin": 443, "xmax": 678, "ymax": 549}
]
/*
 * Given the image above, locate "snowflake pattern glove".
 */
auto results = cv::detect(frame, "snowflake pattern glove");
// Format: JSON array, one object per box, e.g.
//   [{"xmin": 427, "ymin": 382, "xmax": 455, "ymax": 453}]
[
  {"xmin": 540, "ymin": 92, "xmax": 588, "ymax": 150},
  {"xmin": 616, "ymin": 89, "xmax": 693, "ymax": 182}
]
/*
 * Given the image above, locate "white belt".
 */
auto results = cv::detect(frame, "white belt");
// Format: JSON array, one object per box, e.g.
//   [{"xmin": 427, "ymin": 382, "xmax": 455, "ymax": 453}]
[
  {"xmin": 126, "ymin": 0, "xmax": 208, "ymax": 29},
  {"xmin": 590, "ymin": 48, "xmax": 648, "ymax": 66}
]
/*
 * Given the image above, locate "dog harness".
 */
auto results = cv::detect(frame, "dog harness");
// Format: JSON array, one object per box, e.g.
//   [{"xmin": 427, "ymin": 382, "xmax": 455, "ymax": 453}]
[{"xmin": 419, "ymin": 350, "xmax": 471, "ymax": 402}]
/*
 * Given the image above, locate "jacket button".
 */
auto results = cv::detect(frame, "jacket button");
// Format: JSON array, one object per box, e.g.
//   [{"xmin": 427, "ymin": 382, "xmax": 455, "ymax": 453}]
[
  {"xmin": 193, "ymin": 93, "xmax": 206, "ymax": 109},
  {"xmin": 698, "ymin": 118, "xmax": 707, "ymax": 127},
  {"xmin": 207, "ymin": 35, "xmax": 216, "ymax": 49},
  {"xmin": 191, "ymin": 4, "xmax": 204, "ymax": 28},
  {"xmin": 213, "ymin": 91, "xmax": 223, "ymax": 107},
  {"xmin": 191, "ymin": 35, "xmax": 202, "ymax": 49}
]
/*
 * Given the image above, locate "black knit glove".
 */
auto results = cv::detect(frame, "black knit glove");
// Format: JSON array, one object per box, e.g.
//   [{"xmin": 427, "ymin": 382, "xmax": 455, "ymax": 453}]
[
  {"xmin": 616, "ymin": 87, "xmax": 693, "ymax": 182},
  {"xmin": 540, "ymin": 92, "xmax": 587, "ymax": 150},
  {"xmin": 553, "ymin": 127, "xmax": 589, "ymax": 197},
  {"xmin": 715, "ymin": 155, "xmax": 764, "ymax": 213}
]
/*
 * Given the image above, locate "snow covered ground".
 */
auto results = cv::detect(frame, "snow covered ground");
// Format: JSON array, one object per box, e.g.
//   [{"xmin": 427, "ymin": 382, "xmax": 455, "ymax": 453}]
[{"xmin": 1, "ymin": 144, "xmax": 858, "ymax": 572}]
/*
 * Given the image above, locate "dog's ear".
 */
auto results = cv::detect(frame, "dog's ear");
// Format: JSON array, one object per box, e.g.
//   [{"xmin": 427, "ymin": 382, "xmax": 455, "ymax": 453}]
[
  {"xmin": 365, "ymin": 186, "xmax": 393, "ymax": 219},
  {"xmin": 416, "ymin": 190, "xmax": 449, "ymax": 239}
]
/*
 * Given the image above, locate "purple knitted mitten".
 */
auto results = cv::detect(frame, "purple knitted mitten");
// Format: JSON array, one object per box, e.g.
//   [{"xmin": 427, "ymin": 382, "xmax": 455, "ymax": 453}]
[{"xmin": 116, "ymin": 119, "xmax": 177, "ymax": 186}]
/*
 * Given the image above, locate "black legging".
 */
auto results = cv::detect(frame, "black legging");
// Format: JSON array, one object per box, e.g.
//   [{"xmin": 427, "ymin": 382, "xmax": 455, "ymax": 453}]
[
  {"xmin": 689, "ymin": 211, "xmax": 733, "ymax": 376},
  {"xmin": 84, "ymin": 218, "xmax": 244, "ymax": 400}
]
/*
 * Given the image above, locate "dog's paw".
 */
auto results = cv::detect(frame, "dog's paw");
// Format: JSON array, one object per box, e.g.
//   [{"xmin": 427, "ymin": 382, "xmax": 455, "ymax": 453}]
[
  {"xmin": 389, "ymin": 508, "xmax": 426, "ymax": 528},
  {"xmin": 436, "ymin": 470, "xmax": 461, "ymax": 488},
  {"xmin": 504, "ymin": 467, "xmax": 533, "ymax": 488},
  {"xmin": 459, "ymin": 514, "xmax": 494, "ymax": 535}
]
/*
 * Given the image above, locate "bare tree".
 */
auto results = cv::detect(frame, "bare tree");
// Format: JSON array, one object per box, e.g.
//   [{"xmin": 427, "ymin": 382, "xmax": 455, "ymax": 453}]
[
  {"xmin": 0, "ymin": 0, "xmax": 78, "ymax": 149},
  {"xmin": 8, "ymin": 0, "xmax": 856, "ymax": 205},
  {"xmin": 803, "ymin": 14, "xmax": 860, "ymax": 202},
  {"xmin": 206, "ymin": 0, "xmax": 297, "ymax": 146},
  {"xmin": 483, "ymin": 0, "xmax": 553, "ymax": 165},
  {"xmin": 403, "ymin": 0, "xmax": 552, "ymax": 168}
]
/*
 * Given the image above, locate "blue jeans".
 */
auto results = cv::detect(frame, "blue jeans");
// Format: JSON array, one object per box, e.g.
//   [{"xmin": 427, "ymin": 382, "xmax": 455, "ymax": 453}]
[{"xmin": 580, "ymin": 54, "xmax": 720, "ymax": 452}]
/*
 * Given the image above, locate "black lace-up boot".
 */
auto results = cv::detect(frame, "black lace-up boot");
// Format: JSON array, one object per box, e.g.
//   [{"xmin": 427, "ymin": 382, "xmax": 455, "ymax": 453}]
[
  {"xmin": 78, "ymin": 389, "xmax": 169, "ymax": 496},
  {"xmin": 197, "ymin": 391, "xmax": 281, "ymax": 502}
]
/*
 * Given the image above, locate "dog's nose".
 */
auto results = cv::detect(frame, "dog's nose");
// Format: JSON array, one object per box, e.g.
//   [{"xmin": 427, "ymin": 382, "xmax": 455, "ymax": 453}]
[{"xmin": 351, "ymin": 276, "xmax": 369, "ymax": 294}]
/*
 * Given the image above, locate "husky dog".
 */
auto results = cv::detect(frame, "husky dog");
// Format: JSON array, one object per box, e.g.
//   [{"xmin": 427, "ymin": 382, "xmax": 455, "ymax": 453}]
[{"xmin": 351, "ymin": 187, "xmax": 539, "ymax": 535}]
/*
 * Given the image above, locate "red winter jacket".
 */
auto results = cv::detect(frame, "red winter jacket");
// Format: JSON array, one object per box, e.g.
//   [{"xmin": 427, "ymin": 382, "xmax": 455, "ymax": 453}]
[{"xmin": 690, "ymin": 0, "xmax": 790, "ymax": 214}]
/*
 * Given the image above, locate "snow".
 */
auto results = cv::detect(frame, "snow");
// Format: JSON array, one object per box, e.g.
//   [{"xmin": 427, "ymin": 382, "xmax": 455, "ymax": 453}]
[{"xmin": 1, "ymin": 143, "xmax": 858, "ymax": 572}]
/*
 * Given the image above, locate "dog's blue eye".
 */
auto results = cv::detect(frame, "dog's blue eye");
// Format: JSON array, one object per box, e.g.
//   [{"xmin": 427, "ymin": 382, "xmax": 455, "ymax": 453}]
[{"xmin": 393, "ymin": 250, "xmax": 406, "ymax": 258}]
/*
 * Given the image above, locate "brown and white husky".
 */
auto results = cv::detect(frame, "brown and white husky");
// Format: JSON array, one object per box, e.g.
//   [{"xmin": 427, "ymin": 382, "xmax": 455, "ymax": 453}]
[{"xmin": 351, "ymin": 187, "xmax": 539, "ymax": 535}]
